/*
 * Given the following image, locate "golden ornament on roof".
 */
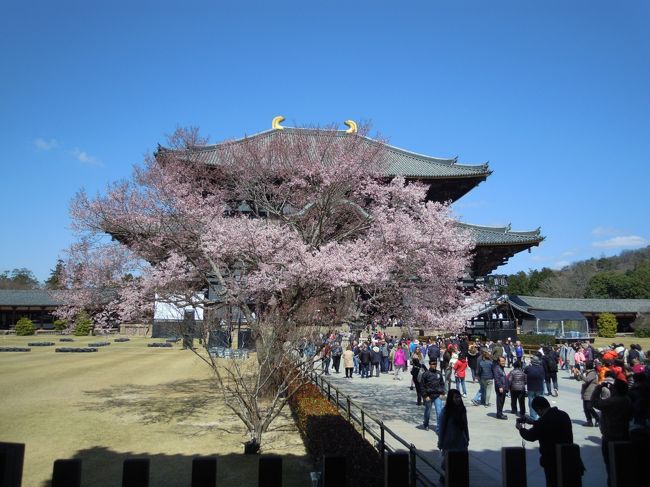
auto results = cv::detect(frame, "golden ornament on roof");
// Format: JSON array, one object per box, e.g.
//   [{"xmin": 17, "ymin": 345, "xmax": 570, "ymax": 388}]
[
  {"xmin": 344, "ymin": 120, "xmax": 358, "ymax": 134},
  {"xmin": 272, "ymin": 116, "xmax": 285, "ymax": 130}
]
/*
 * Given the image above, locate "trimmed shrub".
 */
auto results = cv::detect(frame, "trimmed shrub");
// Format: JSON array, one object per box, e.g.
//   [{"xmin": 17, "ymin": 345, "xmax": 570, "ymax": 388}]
[
  {"xmin": 288, "ymin": 382, "xmax": 382, "ymax": 487},
  {"xmin": 597, "ymin": 313, "xmax": 618, "ymax": 338},
  {"xmin": 15, "ymin": 317, "xmax": 35, "ymax": 336},
  {"xmin": 74, "ymin": 312, "xmax": 93, "ymax": 336},
  {"xmin": 53, "ymin": 319, "xmax": 67, "ymax": 332}
]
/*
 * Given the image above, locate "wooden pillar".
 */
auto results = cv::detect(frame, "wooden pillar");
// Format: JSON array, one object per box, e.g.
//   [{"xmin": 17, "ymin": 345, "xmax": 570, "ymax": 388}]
[
  {"xmin": 322, "ymin": 456, "xmax": 346, "ymax": 487},
  {"xmin": 258, "ymin": 456, "xmax": 282, "ymax": 487},
  {"xmin": 384, "ymin": 452, "xmax": 409, "ymax": 487},
  {"xmin": 501, "ymin": 447, "xmax": 526, "ymax": 487},
  {"xmin": 122, "ymin": 458, "xmax": 149, "ymax": 487},
  {"xmin": 608, "ymin": 441, "xmax": 634, "ymax": 487},
  {"xmin": 556, "ymin": 444, "xmax": 581, "ymax": 487},
  {"xmin": 445, "ymin": 451, "xmax": 469, "ymax": 487},
  {"xmin": 0, "ymin": 442, "xmax": 25, "ymax": 487},
  {"xmin": 52, "ymin": 459, "xmax": 82, "ymax": 487},
  {"xmin": 192, "ymin": 457, "xmax": 217, "ymax": 487}
]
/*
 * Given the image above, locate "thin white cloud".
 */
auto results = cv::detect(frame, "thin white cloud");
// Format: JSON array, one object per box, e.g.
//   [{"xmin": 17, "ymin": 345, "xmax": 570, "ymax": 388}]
[
  {"xmin": 591, "ymin": 226, "xmax": 621, "ymax": 237},
  {"xmin": 592, "ymin": 236, "xmax": 648, "ymax": 249},
  {"xmin": 551, "ymin": 260, "xmax": 570, "ymax": 270},
  {"xmin": 34, "ymin": 138, "xmax": 59, "ymax": 150},
  {"xmin": 561, "ymin": 251, "xmax": 576, "ymax": 257},
  {"xmin": 71, "ymin": 148, "xmax": 102, "ymax": 166}
]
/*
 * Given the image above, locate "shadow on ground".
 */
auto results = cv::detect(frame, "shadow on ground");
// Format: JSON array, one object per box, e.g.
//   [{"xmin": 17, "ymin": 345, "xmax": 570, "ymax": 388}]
[
  {"xmin": 80, "ymin": 379, "xmax": 221, "ymax": 425},
  {"xmin": 39, "ymin": 446, "xmax": 312, "ymax": 487}
]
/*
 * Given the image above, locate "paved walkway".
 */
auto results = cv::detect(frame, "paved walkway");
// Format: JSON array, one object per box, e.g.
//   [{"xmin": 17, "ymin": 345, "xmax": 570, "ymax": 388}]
[{"xmin": 323, "ymin": 365, "xmax": 608, "ymax": 487}]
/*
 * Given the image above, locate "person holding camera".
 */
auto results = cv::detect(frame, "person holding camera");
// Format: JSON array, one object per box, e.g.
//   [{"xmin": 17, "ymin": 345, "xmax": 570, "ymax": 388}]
[{"xmin": 516, "ymin": 396, "xmax": 580, "ymax": 487}]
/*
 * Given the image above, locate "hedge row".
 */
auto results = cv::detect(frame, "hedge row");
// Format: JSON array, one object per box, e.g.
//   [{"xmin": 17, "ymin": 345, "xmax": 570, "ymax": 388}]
[{"xmin": 288, "ymin": 382, "xmax": 382, "ymax": 487}]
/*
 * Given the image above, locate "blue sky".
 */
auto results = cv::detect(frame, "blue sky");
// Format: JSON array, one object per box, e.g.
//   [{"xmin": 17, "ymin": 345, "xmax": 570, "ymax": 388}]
[{"xmin": 1, "ymin": 0, "xmax": 649, "ymax": 282}]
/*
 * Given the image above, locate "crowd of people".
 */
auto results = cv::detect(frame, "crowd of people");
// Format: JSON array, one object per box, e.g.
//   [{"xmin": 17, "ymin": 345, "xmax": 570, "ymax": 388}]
[{"xmin": 315, "ymin": 331, "xmax": 650, "ymax": 487}]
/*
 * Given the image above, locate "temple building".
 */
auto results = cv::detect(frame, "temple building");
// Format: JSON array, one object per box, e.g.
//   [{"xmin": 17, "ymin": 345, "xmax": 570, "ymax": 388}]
[{"xmin": 162, "ymin": 118, "xmax": 544, "ymax": 277}]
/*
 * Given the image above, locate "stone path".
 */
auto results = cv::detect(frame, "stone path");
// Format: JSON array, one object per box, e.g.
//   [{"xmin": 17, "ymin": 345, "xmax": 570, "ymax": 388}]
[{"xmin": 322, "ymin": 365, "xmax": 608, "ymax": 487}]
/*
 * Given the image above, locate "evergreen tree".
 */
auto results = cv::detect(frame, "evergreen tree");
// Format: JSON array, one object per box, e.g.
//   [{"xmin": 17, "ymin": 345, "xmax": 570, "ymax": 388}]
[{"xmin": 45, "ymin": 259, "xmax": 66, "ymax": 290}]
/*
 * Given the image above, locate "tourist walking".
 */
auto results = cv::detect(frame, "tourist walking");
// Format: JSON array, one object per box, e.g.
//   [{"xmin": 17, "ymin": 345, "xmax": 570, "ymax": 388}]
[
  {"xmin": 467, "ymin": 344, "xmax": 479, "ymax": 382},
  {"xmin": 453, "ymin": 353, "xmax": 468, "ymax": 396},
  {"xmin": 542, "ymin": 346, "xmax": 559, "ymax": 396},
  {"xmin": 359, "ymin": 345, "xmax": 371, "ymax": 378},
  {"xmin": 493, "ymin": 356, "xmax": 509, "ymax": 419},
  {"xmin": 331, "ymin": 341, "xmax": 342, "ymax": 373},
  {"xmin": 420, "ymin": 360, "xmax": 445, "ymax": 431},
  {"xmin": 393, "ymin": 344, "xmax": 407, "ymax": 380},
  {"xmin": 342, "ymin": 345, "xmax": 355, "ymax": 378},
  {"xmin": 473, "ymin": 351, "xmax": 495, "ymax": 407},
  {"xmin": 411, "ymin": 357, "xmax": 426, "ymax": 405},
  {"xmin": 370, "ymin": 345, "xmax": 381, "ymax": 377},
  {"xmin": 524, "ymin": 356, "xmax": 546, "ymax": 420},
  {"xmin": 437, "ymin": 389, "xmax": 469, "ymax": 484},
  {"xmin": 508, "ymin": 360, "xmax": 527, "ymax": 417},
  {"xmin": 574, "ymin": 360, "xmax": 599, "ymax": 427}
]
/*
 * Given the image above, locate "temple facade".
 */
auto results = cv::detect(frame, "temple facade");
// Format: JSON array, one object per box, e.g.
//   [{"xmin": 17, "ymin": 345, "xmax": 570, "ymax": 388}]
[{"xmin": 160, "ymin": 118, "xmax": 543, "ymax": 277}]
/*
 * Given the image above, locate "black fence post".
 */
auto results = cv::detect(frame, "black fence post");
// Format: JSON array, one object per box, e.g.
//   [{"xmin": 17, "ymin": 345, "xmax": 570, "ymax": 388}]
[
  {"xmin": 322, "ymin": 456, "xmax": 346, "ymax": 487},
  {"xmin": 52, "ymin": 459, "xmax": 82, "ymax": 487},
  {"xmin": 0, "ymin": 442, "xmax": 25, "ymax": 487},
  {"xmin": 556, "ymin": 443, "xmax": 581, "ymax": 487},
  {"xmin": 327, "ymin": 383, "xmax": 331, "ymax": 402},
  {"xmin": 502, "ymin": 447, "xmax": 527, "ymax": 487},
  {"xmin": 192, "ymin": 456, "xmax": 217, "ymax": 487},
  {"xmin": 361, "ymin": 410, "xmax": 366, "ymax": 439},
  {"xmin": 335, "ymin": 389, "xmax": 339, "ymax": 409},
  {"xmin": 445, "ymin": 451, "xmax": 469, "ymax": 487},
  {"xmin": 379, "ymin": 422, "xmax": 385, "ymax": 465},
  {"xmin": 408, "ymin": 444, "xmax": 417, "ymax": 487},
  {"xmin": 258, "ymin": 456, "xmax": 282, "ymax": 487},
  {"xmin": 346, "ymin": 396, "xmax": 351, "ymax": 422},
  {"xmin": 122, "ymin": 458, "xmax": 150, "ymax": 487},
  {"xmin": 608, "ymin": 441, "xmax": 633, "ymax": 487},
  {"xmin": 384, "ymin": 452, "xmax": 409, "ymax": 487}
]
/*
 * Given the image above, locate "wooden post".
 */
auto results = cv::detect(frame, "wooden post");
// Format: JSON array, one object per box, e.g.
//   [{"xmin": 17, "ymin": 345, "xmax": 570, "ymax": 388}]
[
  {"xmin": 384, "ymin": 452, "xmax": 409, "ymax": 487},
  {"xmin": 445, "ymin": 451, "xmax": 469, "ymax": 487},
  {"xmin": 192, "ymin": 457, "xmax": 217, "ymax": 487},
  {"xmin": 0, "ymin": 442, "xmax": 25, "ymax": 487},
  {"xmin": 501, "ymin": 447, "xmax": 526, "ymax": 487},
  {"xmin": 52, "ymin": 459, "xmax": 81, "ymax": 487},
  {"xmin": 122, "ymin": 458, "xmax": 149, "ymax": 487},
  {"xmin": 258, "ymin": 456, "xmax": 282, "ymax": 487},
  {"xmin": 608, "ymin": 441, "xmax": 633, "ymax": 487},
  {"xmin": 408, "ymin": 444, "xmax": 417, "ymax": 487},
  {"xmin": 322, "ymin": 456, "xmax": 346, "ymax": 487},
  {"xmin": 556, "ymin": 444, "xmax": 581, "ymax": 487}
]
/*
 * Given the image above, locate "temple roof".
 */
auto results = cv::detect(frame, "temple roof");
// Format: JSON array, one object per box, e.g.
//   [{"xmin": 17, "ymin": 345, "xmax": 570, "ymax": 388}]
[
  {"xmin": 0, "ymin": 289, "xmax": 64, "ymax": 307},
  {"xmin": 161, "ymin": 127, "xmax": 491, "ymax": 180},
  {"xmin": 458, "ymin": 223, "xmax": 544, "ymax": 246},
  {"xmin": 509, "ymin": 295, "xmax": 650, "ymax": 314}
]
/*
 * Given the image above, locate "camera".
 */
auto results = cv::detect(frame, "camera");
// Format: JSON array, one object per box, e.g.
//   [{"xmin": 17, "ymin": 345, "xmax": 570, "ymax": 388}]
[{"xmin": 516, "ymin": 415, "xmax": 535, "ymax": 427}]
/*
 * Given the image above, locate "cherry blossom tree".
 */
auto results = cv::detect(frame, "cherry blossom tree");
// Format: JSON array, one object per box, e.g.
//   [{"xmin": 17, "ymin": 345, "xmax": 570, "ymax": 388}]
[{"xmin": 57, "ymin": 124, "xmax": 482, "ymax": 448}]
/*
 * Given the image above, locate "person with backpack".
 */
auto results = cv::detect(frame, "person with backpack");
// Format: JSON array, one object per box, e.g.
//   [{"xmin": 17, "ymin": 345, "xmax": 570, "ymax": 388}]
[
  {"xmin": 428, "ymin": 342, "xmax": 440, "ymax": 368},
  {"xmin": 411, "ymin": 356, "xmax": 427, "ymax": 405},
  {"xmin": 508, "ymin": 360, "xmax": 527, "ymax": 417},
  {"xmin": 330, "ymin": 341, "xmax": 342, "ymax": 374}
]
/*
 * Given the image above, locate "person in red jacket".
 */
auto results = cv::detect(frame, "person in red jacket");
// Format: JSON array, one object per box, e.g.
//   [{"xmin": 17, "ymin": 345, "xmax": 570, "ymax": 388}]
[{"xmin": 453, "ymin": 353, "xmax": 469, "ymax": 397}]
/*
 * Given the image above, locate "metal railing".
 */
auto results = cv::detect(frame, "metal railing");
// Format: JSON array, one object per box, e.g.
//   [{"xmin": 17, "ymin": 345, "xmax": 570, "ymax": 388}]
[{"xmin": 303, "ymin": 366, "xmax": 442, "ymax": 487}]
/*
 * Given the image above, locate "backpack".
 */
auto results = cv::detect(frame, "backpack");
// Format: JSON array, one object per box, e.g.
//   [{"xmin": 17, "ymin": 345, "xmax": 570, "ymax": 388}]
[{"xmin": 417, "ymin": 366, "xmax": 426, "ymax": 383}]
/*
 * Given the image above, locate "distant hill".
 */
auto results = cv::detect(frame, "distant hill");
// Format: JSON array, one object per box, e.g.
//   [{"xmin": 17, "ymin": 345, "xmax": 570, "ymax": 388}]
[{"xmin": 505, "ymin": 246, "xmax": 650, "ymax": 299}]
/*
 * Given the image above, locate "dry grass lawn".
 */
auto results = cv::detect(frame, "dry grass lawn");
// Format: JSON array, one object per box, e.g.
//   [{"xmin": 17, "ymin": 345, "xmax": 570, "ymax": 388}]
[
  {"xmin": 593, "ymin": 336, "xmax": 650, "ymax": 349},
  {"xmin": 0, "ymin": 335, "xmax": 310, "ymax": 487}
]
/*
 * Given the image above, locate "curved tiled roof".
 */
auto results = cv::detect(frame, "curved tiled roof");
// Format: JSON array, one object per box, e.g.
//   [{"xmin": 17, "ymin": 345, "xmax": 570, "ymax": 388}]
[
  {"xmin": 160, "ymin": 127, "xmax": 491, "ymax": 180},
  {"xmin": 457, "ymin": 223, "xmax": 544, "ymax": 246},
  {"xmin": 509, "ymin": 295, "xmax": 650, "ymax": 314},
  {"xmin": 0, "ymin": 289, "xmax": 64, "ymax": 307}
]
